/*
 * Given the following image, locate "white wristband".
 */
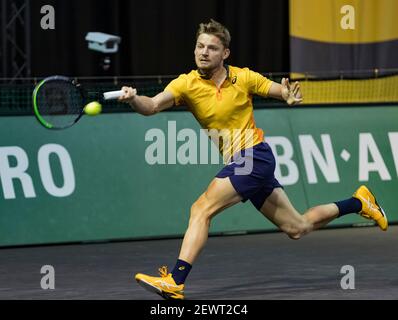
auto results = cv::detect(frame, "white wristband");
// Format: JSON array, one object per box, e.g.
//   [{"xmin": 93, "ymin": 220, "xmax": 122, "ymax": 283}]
[{"xmin": 103, "ymin": 90, "xmax": 124, "ymax": 100}]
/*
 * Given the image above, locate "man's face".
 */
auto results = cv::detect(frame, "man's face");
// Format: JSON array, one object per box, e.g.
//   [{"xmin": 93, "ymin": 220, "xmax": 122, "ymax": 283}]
[{"xmin": 194, "ymin": 33, "xmax": 230, "ymax": 71}]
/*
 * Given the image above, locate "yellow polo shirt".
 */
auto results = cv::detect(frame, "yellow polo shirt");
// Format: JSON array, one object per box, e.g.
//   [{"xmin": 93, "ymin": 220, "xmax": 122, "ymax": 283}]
[{"xmin": 165, "ymin": 65, "xmax": 273, "ymax": 157}]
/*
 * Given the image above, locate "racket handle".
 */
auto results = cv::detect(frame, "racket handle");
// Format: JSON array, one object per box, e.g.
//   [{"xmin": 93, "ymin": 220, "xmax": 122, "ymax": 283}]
[{"xmin": 103, "ymin": 90, "xmax": 124, "ymax": 100}]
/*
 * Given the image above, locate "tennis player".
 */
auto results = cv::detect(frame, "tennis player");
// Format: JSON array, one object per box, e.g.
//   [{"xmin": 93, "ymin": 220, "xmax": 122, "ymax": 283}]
[{"xmin": 119, "ymin": 19, "xmax": 388, "ymax": 300}]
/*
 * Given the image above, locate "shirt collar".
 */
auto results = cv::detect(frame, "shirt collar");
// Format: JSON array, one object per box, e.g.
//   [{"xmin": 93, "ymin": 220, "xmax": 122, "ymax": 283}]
[{"xmin": 197, "ymin": 64, "xmax": 230, "ymax": 80}]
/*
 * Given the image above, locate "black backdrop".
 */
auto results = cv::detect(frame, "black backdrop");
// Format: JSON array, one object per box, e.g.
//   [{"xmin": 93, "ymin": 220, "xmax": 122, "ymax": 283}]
[{"xmin": 29, "ymin": 0, "xmax": 289, "ymax": 77}]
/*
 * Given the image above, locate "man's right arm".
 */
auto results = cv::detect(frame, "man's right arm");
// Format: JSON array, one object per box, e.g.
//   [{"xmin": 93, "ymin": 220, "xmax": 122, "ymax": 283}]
[{"xmin": 118, "ymin": 86, "xmax": 175, "ymax": 116}]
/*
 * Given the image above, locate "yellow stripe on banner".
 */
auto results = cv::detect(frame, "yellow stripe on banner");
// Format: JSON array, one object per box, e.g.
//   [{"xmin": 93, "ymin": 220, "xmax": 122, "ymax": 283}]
[
  {"xmin": 290, "ymin": 0, "xmax": 398, "ymax": 43},
  {"xmin": 296, "ymin": 74, "xmax": 398, "ymax": 104}
]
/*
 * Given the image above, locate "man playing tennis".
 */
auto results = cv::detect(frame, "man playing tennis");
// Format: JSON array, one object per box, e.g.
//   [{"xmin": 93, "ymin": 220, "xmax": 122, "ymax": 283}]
[{"xmin": 119, "ymin": 19, "xmax": 388, "ymax": 300}]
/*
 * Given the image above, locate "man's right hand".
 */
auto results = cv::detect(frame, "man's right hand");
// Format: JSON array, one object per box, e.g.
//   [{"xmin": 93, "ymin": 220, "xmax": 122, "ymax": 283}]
[
  {"xmin": 115, "ymin": 87, "xmax": 175, "ymax": 116},
  {"xmin": 118, "ymin": 86, "xmax": 137, "ymax": 104}
]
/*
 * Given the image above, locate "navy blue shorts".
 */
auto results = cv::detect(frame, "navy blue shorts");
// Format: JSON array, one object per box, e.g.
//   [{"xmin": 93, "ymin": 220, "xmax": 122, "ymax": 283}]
[{"xmin": 216, "ymin": 142, "xmax": 283, "ymax": 211}]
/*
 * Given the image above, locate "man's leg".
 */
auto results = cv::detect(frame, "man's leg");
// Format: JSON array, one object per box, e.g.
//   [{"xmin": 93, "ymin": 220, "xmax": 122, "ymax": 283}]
[
  {"xmin": 259, "ymin": 188, "xmax": 341, "ymax": 239},
  {"xmin": 135, "ymin": 177, "xmax": 242, "ymax": 299},
  {"xmin": 178, "ymin": 177, "xmax": 242, "ymax": 263},
  {"xmin": 259, "ymin": 186, "xmax": 388, "ymax": 239}
]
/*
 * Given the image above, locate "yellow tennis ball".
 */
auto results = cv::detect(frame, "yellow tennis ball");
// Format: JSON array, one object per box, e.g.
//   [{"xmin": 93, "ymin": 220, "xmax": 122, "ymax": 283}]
[{"xmin": 84, "ymin": 101, "xmax": 102, "ymax": 116}]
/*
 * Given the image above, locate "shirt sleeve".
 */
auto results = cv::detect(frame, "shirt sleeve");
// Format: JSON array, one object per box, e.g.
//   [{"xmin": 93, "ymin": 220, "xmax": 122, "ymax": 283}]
[
  {"xmin": 246, "ymin": 69, "xmax": 273, "ymax": 97},
  {"xmin": 164, "ymin": 74, "xmax": 187, "ymax": 106}
]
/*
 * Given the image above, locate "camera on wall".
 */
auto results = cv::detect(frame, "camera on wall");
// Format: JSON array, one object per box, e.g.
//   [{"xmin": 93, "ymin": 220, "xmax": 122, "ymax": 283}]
[{"xmin": 85, "ymin": 32, "xmax": 121, "ymax": 71}]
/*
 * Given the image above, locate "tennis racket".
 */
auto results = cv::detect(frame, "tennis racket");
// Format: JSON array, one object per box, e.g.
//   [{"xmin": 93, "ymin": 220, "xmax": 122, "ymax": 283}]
[{"xmin": 32, "ymin": 75, "xmax": 124, "ymax": 130}]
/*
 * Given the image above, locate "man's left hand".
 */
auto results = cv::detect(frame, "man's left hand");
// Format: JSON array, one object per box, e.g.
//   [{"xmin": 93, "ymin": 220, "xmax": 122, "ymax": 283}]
[{"xmin": 281, "ymin": 78, "xmax": 303, "ymax": 105}]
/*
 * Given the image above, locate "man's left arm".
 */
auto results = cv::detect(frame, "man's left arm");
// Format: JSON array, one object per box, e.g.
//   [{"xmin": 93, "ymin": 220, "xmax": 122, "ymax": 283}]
[{"xmin": 268, "ymin": 78, "xmax": 303, "ymax": 105}]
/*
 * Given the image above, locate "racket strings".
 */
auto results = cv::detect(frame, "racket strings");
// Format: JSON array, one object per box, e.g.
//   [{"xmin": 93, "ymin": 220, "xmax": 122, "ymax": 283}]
[{"xmin": 36, "ymin": 80, "xmax": 83, "ymax": 128}]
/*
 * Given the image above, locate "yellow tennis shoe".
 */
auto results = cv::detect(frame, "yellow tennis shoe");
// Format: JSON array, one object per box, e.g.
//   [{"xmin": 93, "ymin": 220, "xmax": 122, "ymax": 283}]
[
  {"xmin": 135, "ymin": 266, "xmax": 185, "ymax": 300},
  {"xmin": 353, "ymin": 185, "xmax": 388, "ymax": 231}
]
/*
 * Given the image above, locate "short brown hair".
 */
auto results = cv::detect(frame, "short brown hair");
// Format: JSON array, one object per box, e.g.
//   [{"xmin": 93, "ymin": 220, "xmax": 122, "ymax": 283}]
[{"xmin": 196, "ymin": 19, "xmax": 231, "ymax": 48}]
